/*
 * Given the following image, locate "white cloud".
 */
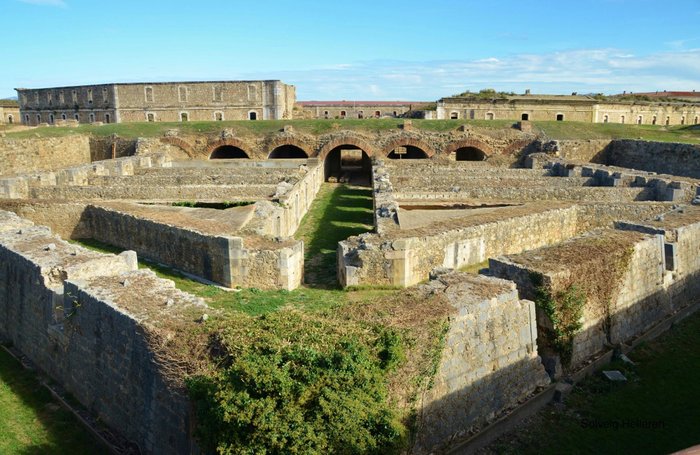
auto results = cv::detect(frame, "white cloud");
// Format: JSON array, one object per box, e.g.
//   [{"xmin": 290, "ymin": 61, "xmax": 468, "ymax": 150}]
[{"xmin": 18, "ymin": 0, "xmax": 66, "ymax": 7}]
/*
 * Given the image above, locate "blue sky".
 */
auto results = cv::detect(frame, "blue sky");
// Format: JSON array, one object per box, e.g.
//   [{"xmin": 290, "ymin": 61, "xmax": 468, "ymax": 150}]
[{"xmin": 2, "ymin": 0, "xmax": 699, "ymax": 100}]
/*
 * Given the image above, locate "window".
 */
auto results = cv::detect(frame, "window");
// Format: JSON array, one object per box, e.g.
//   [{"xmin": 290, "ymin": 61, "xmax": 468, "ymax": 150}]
[
  {"xmin": 323, "ymin": 110, "xmax": 329, "ymax": 119},
  {"xmin": 105, "ymin": 113, "xmax": 111, "ymax": 124},
  {"xmin": 61, "ymin": 113, "xmax": 66, "ymax": 120},
  {"xmin": 486, "ymin": 112, "xmax": 494, "ymax": 120},
  {"xmin": 603, "ymin": 115, "xmax": 609, "ymax": 123},
  {"xmin": 681, "ymin": 116, "xmax": 685, "ymax": 125},
  {"xmin": 247, "ymin": 84, "xmax": 257, "ymax": 101},
  {"xmin": 87, "ymin": 89, "xmax": 93, "ymax": 104},
  {"xmin": 214, "ymin": 112, "xmax": 223, "ymax": 121},
  {"xmin": 358, "ymin": 111, "xmax": 364, "ymax": 119},
  {"xmin": 469, "ymin": 109, "xmax": 475, "ymax": 119},
  {"xmin": 213, "ymin": 85, "xmax": 223, "ymax": 102},
  {"xmin": 102, "ymin": 87, "xmax": 109, "ymax": 102},
  {"xmin": 665, "ymin": 116, "xmax": 670, "ymax": 126},
  {"xmin": 146, "ymin": 112, "xmax": 155, "ymax": 122},
  {"xmin": 74, "ymin": 114, "xmax": 79, "ymax": 121},
  {"xmin": 7, "ymin": 115, "xmax": 13, "ymax": 124},
  {"xmin": 72, "ymin": 90, "xmax": 77, "ymax": 103},
  {"xmin": 556, "ymin": 113, "xmax": 564, "ymax": 121},
  {"xmin": 620, "ymin": 115, "xmax": 625, "ymax": 124},
  {"xmin": 145, "ymin": 86, "xmax": 154, "ymax": 102},
  {"xmin": 47, "ymin": 92, "xmax": 52, "ymax": 105},
  {"xmin": 393, "ymin": 111, "xmax": 398, "ymax": 117},
  {"xmin": 248, "ymin": 111, "xmax": 257, "ymax": 121},
  {"xmin": 652, "ymin": 115, "xmax": 657, "ymax": 125},
  {"xmin": 180, "ymin": 112, "xmax": 189, "ymax": 122},
  {"xmin": 59, "ymin": 91, "xmax": 65, "ymax": 104},
  {"xmin": 450, "ymin": 111, "xmax": 459, "ymax": 119},
  {"xmin": 340, "ymin": 110, "xmax": 346, "ymax": 119},
  {"xmin": 36, "ymin": 114, "xmax": 41, "ymax": 123},
  {"xmin": 374, "ymin": 110, "xmax": 381, "ymax": 118},
  {"xmin": 25, "ymin": 114, "xmax": 29, "ymax": 123},
  {"xmin": 521, "ymin": 113, "xmax": 529, "ymax": 121},
  {"xmin": 89, "ymin": 113, "xmax": 95, "ymax": 123},
  {"xmin": 34, "ymin": 92, "xmax": 39, "ymax": 103},
  {"xmin": 637, "ymin": 116, "xmax": 643, "ymax": 125},
  {"xmin": 695, "ymin": 116, "xmax": 699, "ymax": 125},
  {"xmin": 49, "ymin": 114, "xmax": 54, "ymax": 123},
  {"xmin": 178, "ymin": 86, "xmax": 188, "ymax": 102}
]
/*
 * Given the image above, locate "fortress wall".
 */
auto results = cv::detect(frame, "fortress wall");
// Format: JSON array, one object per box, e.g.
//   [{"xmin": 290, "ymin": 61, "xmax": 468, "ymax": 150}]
[
  {"xmin": 414, "ymin": 272, "xmax": 550, "ymax": 454},
  {"xmin": 29, "ymin": 183, "xmax": 276, "ymax": 201},
  {"xmin": 89, "ymin": 136, "xmax": 138, "ymax": 161},
  {"xmin": 0, "ymin": 209, "xmax": 198, "ymax": 454},
  {"xmin": 339, "ymin": 205, "xmax": 580, "ymax": 287},
  {"xmin": 393, "ymin": 186, "xmax": 655, "ymax": 202},
  {"xmin": 554, "ymin": 139, "xmax": 612, "ymax": 162},
  {"xmin": 83, "ymin": 205, "xmax": 304, "ymax": 290},
  {"xmin": 604, "ymin": 140, "xmax": 700, "ymax": 178},
  {"xmin": 0, "ymin": 135, "xmax": 91, "ymax": 177},
  {"xmin": 0, "ymin": 200, "xmax": 90, "ymax": 239},
  {"xmin": 275, "ymin": 158, "xmax": 325, "ymax": 237},
  {"xmin": 489, "ymin": 230, "xmax": 675, "ymax": 370}
]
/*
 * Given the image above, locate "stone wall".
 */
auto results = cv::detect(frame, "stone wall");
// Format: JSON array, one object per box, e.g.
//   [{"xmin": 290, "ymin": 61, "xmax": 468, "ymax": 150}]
[
  {"xmin": 0, "ymin": 209, "xmax": 201, "ymax": 454},
  {"xmin": 604, "ymin": 140, "xmax": 700, "ymax": 179},
  {"xmin": 414, "ymin": 271, "xmax": 550, "ymax": 454},
  {"xmin": 0, "ymin": 135, "xmax": 91, "ymax": 177}
]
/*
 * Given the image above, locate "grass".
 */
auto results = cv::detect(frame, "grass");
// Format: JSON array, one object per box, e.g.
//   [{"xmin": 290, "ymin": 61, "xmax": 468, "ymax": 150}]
[
  {"xmin": 0, "ymin": 348, "xmax": 107, "ymax": 454},
  {"xmin": 295, "ymin": 183, "xmax": 375, "ymax": 287},
  {"xmin": 487, "ymin": 309, "xmax": 700, "ymax": 455},
  {"xmin": 536, "ymin": 121, "xmax": 700, "ymax": 144}
]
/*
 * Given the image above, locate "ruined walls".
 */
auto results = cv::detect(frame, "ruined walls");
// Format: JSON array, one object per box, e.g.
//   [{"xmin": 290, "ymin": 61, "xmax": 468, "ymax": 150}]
[
  {"xmin": 0, "ymin": 135, "xmax": 91, "ymax": 176},
  {"xmin": 604, "ymin": 140, "xmax": 700, "ymax": 179}
]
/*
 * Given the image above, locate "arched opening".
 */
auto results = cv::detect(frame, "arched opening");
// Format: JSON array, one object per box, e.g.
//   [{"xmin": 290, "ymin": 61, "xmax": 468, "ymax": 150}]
[
  {"xmin": 210, "ymin": 145, "xmax": 249, "ymax": 159},
  {"xmin": 7, "ymin": 115, "xmax": 13, "ymax": 124},
  {"xmin": 637, "ymin": 116, "xmax": 643, "ymax": 125},
  {"xmin": 450, "ymin": 111, "xmax": 459, "ymax": 119},
  {"xmin": 340, "ymin": 110, "xmax": 346, "ymax": 119},
  {"xmin": 652, "ymin": 115, "xmax": 657, "ymax": 125},
  {"xmin": 374, "ymin": 110, "xmax": 381, "ymax": 118},
  {"xmin": 25, "ymin": 114, "xmax": 29, "ymax": 124},
  {"xmin": 620, "ymin": 115, "xmax": 625, "ymax": 124},
  {"xmin": 49, "ymin": 114, "xmax": 54, "ymax": 124},
  {"xmin": 249, "ymin": 111, "xmax": 257, "ymax": 120},
  {"xmin": 486, "ymin": 112, "xmax": 494, "ymax": 120},
  {"xmin": 665, "ymin": 116, "xmax": 670, "ymax": 126},
  {"xmin": 61, "ymin": 113, "xmax": 67, "ymax": 120},
  {"xmin": 180, "ymin": 112, "xmax": 189, "ymax": 122},
  {"xmin": 603, "ymin": 115, "xmax": 609, "ymax": 123},
  {"xmin": 695, "ymin": 116, "xmax": 699, "ymax": 125},
  {"xmin": 387, "ymin": 145, "xmax": 429, "ymax": 159},
  {"xmin": 324, "ymin": 145, "xmax": 372, "ymax": 185},
  {"xmin": 105, "ymin": 113, "xmax": 111, "ymax": 124},
  {"xmin": 268, "ymin": 144, "xmax": 308, "ymax": 159},
  {"xmin": 556, "ymin": 113, "xmax": 564, "ymax": 121},
  {"xmin": 454, "ymin": 147, "xmax": 487, "ymax": 161},
  {"xmin": 521, "ymin": 113, "xmax": 529, "ymax": 121}
]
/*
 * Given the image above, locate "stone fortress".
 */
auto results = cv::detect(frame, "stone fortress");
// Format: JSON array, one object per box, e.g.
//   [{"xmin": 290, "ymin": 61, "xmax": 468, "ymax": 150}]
[
  {"xmin": 1, "ymin": 81, "xmax": 700, "ymax": 454},
  {"xmin": 14, "ymin": 80, "xmax": 700, "ymax": 126}
]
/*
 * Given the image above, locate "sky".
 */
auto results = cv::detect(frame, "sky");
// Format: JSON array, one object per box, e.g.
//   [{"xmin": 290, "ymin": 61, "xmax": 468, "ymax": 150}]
[{"xmin": 2, "ymin": 0, "xmax": 700, "ymax": 101}]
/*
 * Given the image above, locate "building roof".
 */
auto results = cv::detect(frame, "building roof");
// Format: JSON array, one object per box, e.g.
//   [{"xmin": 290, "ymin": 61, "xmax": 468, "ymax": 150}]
[
  {"xmin": 299, "ymin": 101, "xmax": 429, "ymax": 107},
  {"xmin": 625, "ymin": 91, "xmax": 700, "ymax": 99},
  {"xmin": 15, "ymin": 80, "xmax": 287, "ymax": 91},
  {"xmin": 0, "ymin": 99, "xmax": 19, "ymax": 107}
]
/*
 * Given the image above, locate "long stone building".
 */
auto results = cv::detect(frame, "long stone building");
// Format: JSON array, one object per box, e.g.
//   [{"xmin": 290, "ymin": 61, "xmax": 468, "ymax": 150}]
[
  {"xmin": 0, "ymin": 99, "xmax": 20, "ymax": 125},
  {"xmin": 436, "ymin": 93, "xmax": 700, "ymax": 125},
  {"xmin": 15, "ymin": 80, "xmax": 296, "ymax": 125}
]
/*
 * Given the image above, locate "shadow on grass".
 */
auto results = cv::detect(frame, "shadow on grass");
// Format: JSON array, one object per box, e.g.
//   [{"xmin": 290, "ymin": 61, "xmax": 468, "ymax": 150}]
[
  {"xmin": 302, "ymin": 184, "xmax": 374, "ymax": 288},
  {"xmin": 0, "ymin": 349, "xmax": 107, "ymax": 455}
]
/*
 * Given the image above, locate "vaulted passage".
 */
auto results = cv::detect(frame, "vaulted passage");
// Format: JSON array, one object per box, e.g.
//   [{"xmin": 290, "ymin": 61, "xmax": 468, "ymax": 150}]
[
  {"xmin": 387, "ymin": 145, "xmax": 429, "ymax": 159},
  {"xmin": 210, "ymin": 146, "xmax": 249, "ymax": 159},
  {"xmin": 324, "ymin": 145, "xmax": 372, "ymax": 185},
  {"xmin": 455, "ymin": 147, "xmax": 487, "ymax": 161},
  {"xmin": 268, "ymin": 145, "xmax": 308, "ymax": 159}
]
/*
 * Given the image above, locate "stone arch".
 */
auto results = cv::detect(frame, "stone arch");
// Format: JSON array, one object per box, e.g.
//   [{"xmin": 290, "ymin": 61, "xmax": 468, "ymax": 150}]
[
  {"xmin": 160, "ymin": 136, "xmax": 196, "ymax": 158},
  {"xmin": 266, "ymin": 137, "xmax": 312, "ymax": 159},
  {"xmin": 381, "ymin": 134, "xmax": 437, "ymax": 159},
  {"xmin": 207, "ymin": 138, "xmax": 251, "ymax": 159},
  {"xmin": 443, "ymin": 139, "xmax": 495, "ymax": 159},
  {"xmin": 316, "ymin": 133, "xmax": 377, "ymax": 159}
]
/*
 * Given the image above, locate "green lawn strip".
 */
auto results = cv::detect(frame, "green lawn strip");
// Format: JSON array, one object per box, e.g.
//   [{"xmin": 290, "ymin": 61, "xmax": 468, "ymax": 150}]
[
  {"xmin": 489, "ymin": 309, "xmax": 700, "ymax": 455},
  {"xmin": 536, "ymin": 121, "xmax": 700, "ymax": 143},
  {"xmin": 0, "ymin": 349, "xmax": 106, "ymax": 454},
  {"xmin": 295, "ymin": 183, "xmax": 374, "ymax": 288}
]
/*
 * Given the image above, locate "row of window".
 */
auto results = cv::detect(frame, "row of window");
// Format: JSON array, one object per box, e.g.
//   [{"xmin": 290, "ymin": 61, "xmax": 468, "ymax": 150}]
[
  {"xmin": 145, "ymin": 111, "xmax": 259, "ymax": 122},
  {"xmin": 25, "ymin": 112, "xmax": 111, "ymax": 124},
  {"xmin": 449, "ymin": 111, "xmax": 565, "ymax": 121},
  {"xmin": 144, "ymin": 84, "xmax": 258, "ymax": 103},
  {"xmin": 602, "ymin": 114, "xmax": 699, "ymax": 125},
  {"xmin": 322, "ymin": 110, "xmax": 400, "ymax": 119},
  {"xmin": 24, "ymin": 87, "xmax": 109, "ymax": 106}
]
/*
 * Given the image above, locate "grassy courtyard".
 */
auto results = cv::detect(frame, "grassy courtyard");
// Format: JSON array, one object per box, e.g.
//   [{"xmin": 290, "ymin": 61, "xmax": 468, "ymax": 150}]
[
  {"xmin": 486, "ymin": 309, "xmax": 700, "ymax": 455},
  {"xmin": 0, "ymin": 349, "xmax": 106, "ymax": 454}
]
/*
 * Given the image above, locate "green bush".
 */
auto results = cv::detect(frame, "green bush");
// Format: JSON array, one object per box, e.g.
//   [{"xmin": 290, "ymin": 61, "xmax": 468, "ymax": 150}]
[{"xmin": 186, "ymin": 313, "xmax": 405, "ymax": 454}]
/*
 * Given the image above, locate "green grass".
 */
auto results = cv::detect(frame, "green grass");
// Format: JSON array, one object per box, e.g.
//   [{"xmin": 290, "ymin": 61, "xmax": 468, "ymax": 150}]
[
  {"xmin": 535, "ymin": 121, "xmax": 700, "ymax": 144},
  {"xmin": 0, "ymin": 348, "xmax": 107, "ymax": 454},
  {"xmin": 295, "ymin": 183, "xmax": 374, "ymax": 288},
  {"xmin": 489, "ymin": 309, "xmax": 700, "ymax": 454}
]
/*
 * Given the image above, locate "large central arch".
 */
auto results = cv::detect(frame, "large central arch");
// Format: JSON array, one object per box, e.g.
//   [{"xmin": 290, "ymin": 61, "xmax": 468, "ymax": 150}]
[{"xmin": 323, "ymin": 144, "xmax": 373, "ymax": 184}]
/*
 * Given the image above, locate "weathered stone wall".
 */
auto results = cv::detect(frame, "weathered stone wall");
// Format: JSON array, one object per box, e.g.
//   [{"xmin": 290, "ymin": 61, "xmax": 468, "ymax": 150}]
[
  {"xmin": 90, "ymin": 135, "xmax": 138, "ymax": 161},
  {"xmin": 604, "ymin": 140, "xmax": 700, "ymax": 179},
  {"xmin": 489, "ymin": 229, "xmax": 674, "ymax": 370},
  {"xmin": 0, "ymin": 135, "xmax": 91, "ymax": 177},
  {"xmin": 84, "ymin": 205, "xmax": 304, "ymax": 290},
  {"xmin": 16, "ymin": 84, "xmax": 117, "ymax": 125},
  {"xmin": 0, "ymin": 200, "xmax": 90, "ymax": 239},
  {"xmin": 414, "ymin": 271, "xmax": 550, "ymax": 454},
  {"xmin": 0, "ymin": 104, "xmax": 20, "ymax": 125},
  {"xmin": 0, "ymin": 209, "xmax": 200, "ymax": 454}
]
